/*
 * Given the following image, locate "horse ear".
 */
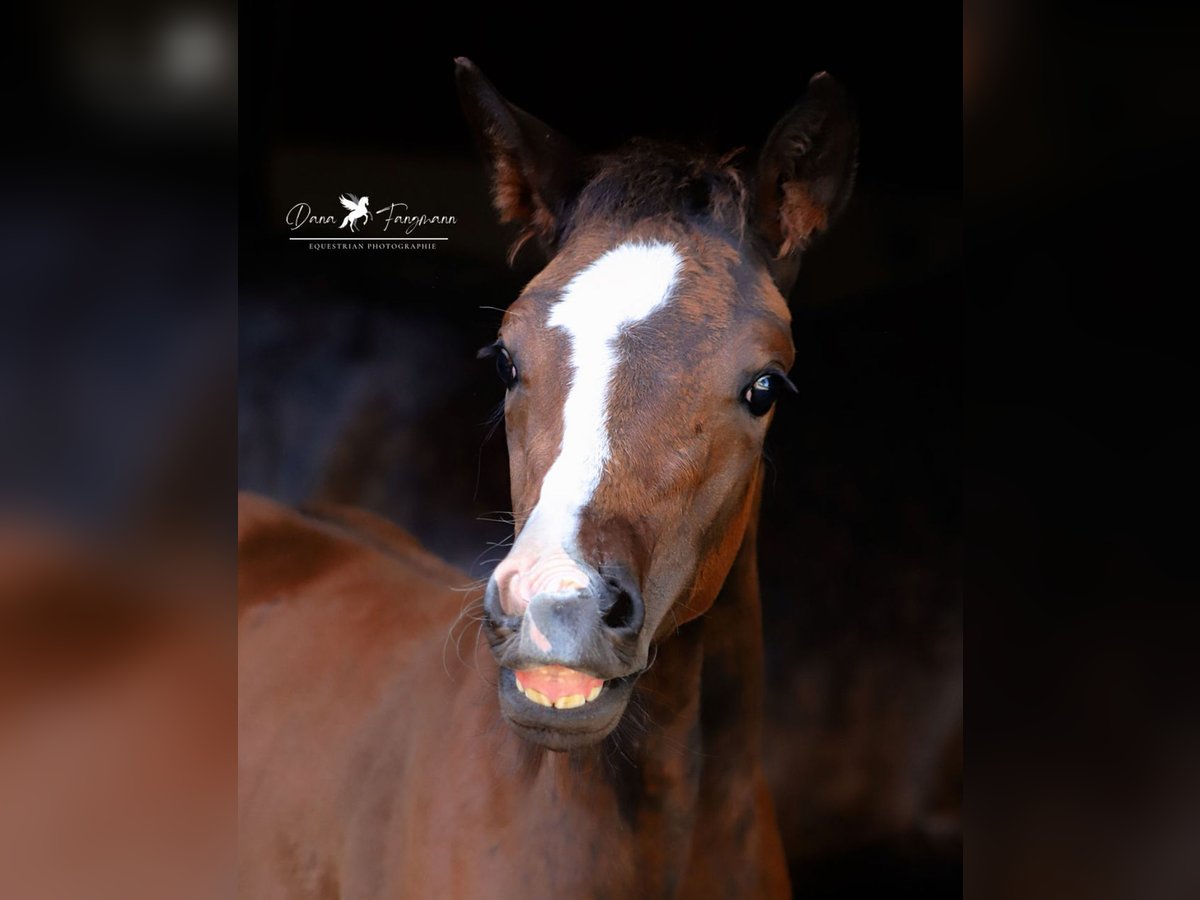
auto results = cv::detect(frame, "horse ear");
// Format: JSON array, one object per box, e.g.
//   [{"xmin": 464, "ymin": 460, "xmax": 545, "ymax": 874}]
[
  {"xmin": 455, "ymin": 57, "xmax": 583, "ymax": 262},
  {"xmin": 754, "ymin": 72, "xmax": 859, "ymax": 293}
]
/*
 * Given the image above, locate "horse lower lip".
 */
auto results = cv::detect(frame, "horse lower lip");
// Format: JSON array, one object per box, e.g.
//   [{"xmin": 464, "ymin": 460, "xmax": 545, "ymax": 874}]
[{"xmin": 499, "ymin": 669, "xmax": 633, "ymax": 750}]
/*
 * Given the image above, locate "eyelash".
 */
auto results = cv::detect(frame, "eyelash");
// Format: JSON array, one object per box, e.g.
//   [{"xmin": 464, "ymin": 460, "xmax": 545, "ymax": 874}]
[{"xmin": 479, "ymin": 340, "xmax": 518, "ymax": 388}]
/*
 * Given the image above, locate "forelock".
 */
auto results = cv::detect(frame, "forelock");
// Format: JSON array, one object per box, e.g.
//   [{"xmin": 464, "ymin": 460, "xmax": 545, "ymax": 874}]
[{"xmin": 565, "ymin": 140, "xmax": 749, "ymax": 242}]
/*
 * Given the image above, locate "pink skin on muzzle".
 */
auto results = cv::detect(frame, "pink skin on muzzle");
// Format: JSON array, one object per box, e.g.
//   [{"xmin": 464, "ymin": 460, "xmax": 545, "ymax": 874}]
[{"xmin": 491, "ymin": 549, "xmax": 590, "ymax": 616}]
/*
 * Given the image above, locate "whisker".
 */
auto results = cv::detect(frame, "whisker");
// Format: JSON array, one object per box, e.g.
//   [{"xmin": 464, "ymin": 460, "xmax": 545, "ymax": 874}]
[
  {"xmin": 761, "ymin": 445, "xmax": 779, "ymax": 492},
  {"xmin": 442, "ymin": 590, "xmax": 486, "ymax": 678},
  {"xmin": 448, "ymin": 579, "xmax": 490, "ymax": 593},
  {"xmin": 473, "ymin": 399, "xmax": 506, "ymax": 504}
]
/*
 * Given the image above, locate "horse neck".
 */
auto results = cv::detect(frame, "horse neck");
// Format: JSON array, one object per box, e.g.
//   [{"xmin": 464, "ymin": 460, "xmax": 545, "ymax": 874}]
[
  {"xmin": 693, "ymin": 471, "xmax": 768, "ymax": 761},
  {"xmin": 555, "ymin": 467, "xmax": 769, "ymax": 791},
  {"xmin": 484, "ymin": 472, "xmax": 771, "ymax": 894}
]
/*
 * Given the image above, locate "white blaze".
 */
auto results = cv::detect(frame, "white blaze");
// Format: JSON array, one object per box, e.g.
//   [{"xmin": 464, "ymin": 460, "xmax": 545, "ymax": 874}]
[{"xmin": 516, "ymin": 240, "xmax": 684, "ymax": 562}]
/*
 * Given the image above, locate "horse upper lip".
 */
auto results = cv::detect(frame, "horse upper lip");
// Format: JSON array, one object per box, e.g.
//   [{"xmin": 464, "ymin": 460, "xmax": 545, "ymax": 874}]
[
  {"xmin": 502, "ymin": 655, "xmax": 620, "ymax": 681},
  {"xmin": 484, "ymin": 608, "xmax": 643, "ymax": 683}
]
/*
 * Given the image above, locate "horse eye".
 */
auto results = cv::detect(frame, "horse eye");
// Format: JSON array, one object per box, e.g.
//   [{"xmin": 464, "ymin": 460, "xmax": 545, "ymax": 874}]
[
  {"xmin": 495, "ymin": 346, "xmax": 518, "ymax": 388},
  {"xmin": 743, "ymin": 373, "xmax": 780, "ymax": 417}
]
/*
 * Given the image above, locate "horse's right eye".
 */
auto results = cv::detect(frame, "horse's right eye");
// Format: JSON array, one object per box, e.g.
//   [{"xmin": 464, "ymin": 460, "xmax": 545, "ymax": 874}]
[{"xmin": 495, "ymin": 347, "xmax": 518, "ymax": 388}]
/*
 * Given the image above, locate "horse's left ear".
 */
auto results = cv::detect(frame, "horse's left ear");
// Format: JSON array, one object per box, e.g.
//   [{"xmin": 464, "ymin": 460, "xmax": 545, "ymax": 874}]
[
  {"xmin": 455, "ymin": 57, "xmax": 583, "ymax": 263},
  {"xmin": 754, "ymin": 72, "xmax": 859, "ymax": 293}
]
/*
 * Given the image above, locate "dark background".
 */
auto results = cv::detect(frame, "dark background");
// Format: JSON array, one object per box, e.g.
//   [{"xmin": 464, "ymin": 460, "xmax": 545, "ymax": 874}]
[
  {"xmin": 240, "ymin": 7, "xmax": 961, "ymax": 896},
  {"xmin": 966, "ymin": 3, "xmax": 1200, "ymax": 898}
]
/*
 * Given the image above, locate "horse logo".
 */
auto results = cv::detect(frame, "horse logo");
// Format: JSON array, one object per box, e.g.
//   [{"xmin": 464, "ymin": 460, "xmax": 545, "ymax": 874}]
[{"xmin": 338, "ymin": 194, "xmax": 372, "ymax": 232}]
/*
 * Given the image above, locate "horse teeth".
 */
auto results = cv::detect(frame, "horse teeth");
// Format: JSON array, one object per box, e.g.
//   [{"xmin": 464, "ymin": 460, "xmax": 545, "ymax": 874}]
[
  {"xmin": 524, "ymin": 687, "xmax": 552, "ymax": 707},
  {"xmin": 515, "ymin": 675, "xmax": 605, "ymax": 709}
]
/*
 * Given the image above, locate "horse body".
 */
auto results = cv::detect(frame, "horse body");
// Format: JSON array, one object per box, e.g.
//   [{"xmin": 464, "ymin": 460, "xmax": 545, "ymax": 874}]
[
  {"xmin": 239, "ymin": 494, "xmax": 786, "ymax": 898},
  {"xmin": 240, "ymin": 58, "xmax": 857, "ymax": 898}
]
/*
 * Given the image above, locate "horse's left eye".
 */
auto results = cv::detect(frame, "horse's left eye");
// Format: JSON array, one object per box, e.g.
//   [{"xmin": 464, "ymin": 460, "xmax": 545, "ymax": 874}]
[{"xmin": 743, "ymin": 373, "xmax": 781, "ymax": 417}]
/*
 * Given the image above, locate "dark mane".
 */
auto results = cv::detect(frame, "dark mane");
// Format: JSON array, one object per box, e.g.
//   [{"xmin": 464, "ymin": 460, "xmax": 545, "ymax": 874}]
[{"xmin": 565, "ymin": 139, "xmax": 749, "ymax": 243}]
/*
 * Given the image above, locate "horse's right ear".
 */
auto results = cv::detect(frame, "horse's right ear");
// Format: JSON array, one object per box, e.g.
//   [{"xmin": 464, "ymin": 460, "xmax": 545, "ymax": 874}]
[{"xmin": 455, "ymin": 57, "xmax": 583, "ymax": 263}]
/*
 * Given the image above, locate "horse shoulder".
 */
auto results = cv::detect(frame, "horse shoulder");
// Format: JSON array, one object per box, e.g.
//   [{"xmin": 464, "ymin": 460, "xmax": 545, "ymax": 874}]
[
  {"xmin": 238, "ymin": 493, "xmax": 483, "ymax": 896},
  {"xmin": 237, "ymin": 490, "xmax": 473, "ymax": 725}
]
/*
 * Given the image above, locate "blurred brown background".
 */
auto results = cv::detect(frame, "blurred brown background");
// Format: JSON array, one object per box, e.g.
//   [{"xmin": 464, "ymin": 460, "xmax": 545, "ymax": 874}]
[{"xmin": 1, "ymin": 2, "xmax": 236, "ymax": 897}]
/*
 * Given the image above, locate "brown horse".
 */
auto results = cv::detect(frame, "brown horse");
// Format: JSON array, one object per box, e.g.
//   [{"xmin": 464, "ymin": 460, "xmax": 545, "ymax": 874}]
[{"xmin": 239, "ymin": 57, "xmax": 857, "ymax": 898}]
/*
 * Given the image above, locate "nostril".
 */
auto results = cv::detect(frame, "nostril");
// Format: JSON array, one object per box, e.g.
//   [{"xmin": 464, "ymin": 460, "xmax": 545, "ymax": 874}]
[
  {"xmin": 601, "ymin": 578, "xmax": 641, "ymax": 632},
  {"xmin": 484, "ymin": 578, "xmax": 518, "ymax": 633},
  {"xmin": 483, "ymin": 578, "xmax": 501, "ymax": 619}
]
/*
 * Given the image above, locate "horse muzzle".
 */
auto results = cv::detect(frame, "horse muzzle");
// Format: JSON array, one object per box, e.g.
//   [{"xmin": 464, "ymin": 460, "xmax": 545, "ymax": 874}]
[{"xmin": 483, "ymin": 566, "xmax": 646, "ymax": 750}]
